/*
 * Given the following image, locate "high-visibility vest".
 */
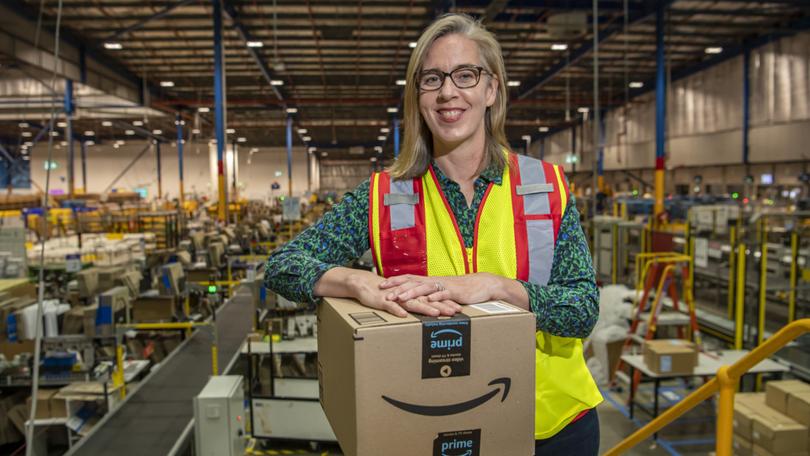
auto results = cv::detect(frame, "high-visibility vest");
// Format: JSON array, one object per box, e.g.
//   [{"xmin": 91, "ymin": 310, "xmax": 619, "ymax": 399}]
[{"xmin": 369, "ymin": 152, "xmax": 602, "ymax": 439}]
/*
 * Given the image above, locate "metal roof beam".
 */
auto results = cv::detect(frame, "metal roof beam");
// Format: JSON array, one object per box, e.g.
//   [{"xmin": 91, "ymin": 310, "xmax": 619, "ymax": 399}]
[
  {"xmin": 103, "ymin": 0, "xmax": 197, "ymax": 43},
  {"xmin": 221, "ymin": 0, "xmax": 285, "ymax": 104},
  {"xmin": 516, "ymin": 0, "xmax": 673, "ymax": 100}
]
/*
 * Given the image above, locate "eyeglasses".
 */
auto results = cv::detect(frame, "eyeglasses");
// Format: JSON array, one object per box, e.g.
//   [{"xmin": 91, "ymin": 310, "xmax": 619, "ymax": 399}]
[{"xmin": 417, "ymin": 66, "xmax": 491, "ymax": 91}]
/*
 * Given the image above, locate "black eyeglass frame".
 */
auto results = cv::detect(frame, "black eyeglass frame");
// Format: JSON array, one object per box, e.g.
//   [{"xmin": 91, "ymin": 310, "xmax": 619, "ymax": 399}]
[{"xmin": 415, "ymin": 65, "xmax": 492, "ymax": 92}]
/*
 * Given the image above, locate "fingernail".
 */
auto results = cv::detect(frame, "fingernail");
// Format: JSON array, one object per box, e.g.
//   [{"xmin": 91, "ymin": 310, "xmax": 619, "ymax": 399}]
[{"xmin": 380, "ymin": 281, "xmax": 388, "ymax": 287}]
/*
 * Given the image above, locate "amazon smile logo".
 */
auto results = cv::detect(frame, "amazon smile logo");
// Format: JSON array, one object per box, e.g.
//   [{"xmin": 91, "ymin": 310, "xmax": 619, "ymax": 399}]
[{"xmin": 381, "ymin": 377, "xmax": 511, "ymax": 416}]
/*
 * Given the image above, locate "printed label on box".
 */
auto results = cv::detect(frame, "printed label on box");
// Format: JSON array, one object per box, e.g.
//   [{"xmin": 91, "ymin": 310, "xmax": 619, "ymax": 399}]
[
  {"xmin": 421, "ymin": 314, "xmax": 471, "ymax": 379},
  {"xmin": 469, "ymin": 302, "xmax": 518, "ymax": 314},
  {"xmin": 660, "ymin": 355, "xmax": 672, "ymax": 372},
  {"xmin": 433, "ymin": 429, "xmax": 480, "ymax": 456}
]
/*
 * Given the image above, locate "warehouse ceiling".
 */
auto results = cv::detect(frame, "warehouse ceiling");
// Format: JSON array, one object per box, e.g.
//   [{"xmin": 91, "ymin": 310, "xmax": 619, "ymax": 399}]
[{"xmin": 1, "ymin": 0, "xmax": 809, "ymax": 160}]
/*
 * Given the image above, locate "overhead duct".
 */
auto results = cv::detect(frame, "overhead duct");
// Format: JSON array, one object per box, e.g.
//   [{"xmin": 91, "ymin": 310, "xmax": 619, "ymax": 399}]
[{"xmin": 546, "ymin": 12, "xmax": 588, "ymax": 39}]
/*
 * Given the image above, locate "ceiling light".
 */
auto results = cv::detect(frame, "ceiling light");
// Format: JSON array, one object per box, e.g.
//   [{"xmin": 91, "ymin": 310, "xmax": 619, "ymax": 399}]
[
  {"xmin": 250, "ymin": 148, "xmax": 259, "ymax": 153},
  {"xmin": 21, "ymin": 131, "xmax": 32, "ymax": 137},
  {"xmin": 192, "ymin": 128, "xmax": 200, "ymax": 134},
  {"xmin": 408, "ymin": 42, "xmax": 417, "ymax": 48},
  {"xmin": 50, "ymin": 131, "xmax": 59, "ymax": 137},
  {"xmin": 551, "ymin": 43, "xmax": 568, "ymax": 51},
  {"xmin": 102, "ymin": 120, "xmax": 112, "ymax": 127},
  {"xmin": 237, "ymin": 137, "xmax": 247, "ymax": 143},
  {"xmin": 160, "ymin": 81, "xmax": 174, "ymax": 87},
  {"xmin": 370, "ymin": 157, "xmax": 378, "ymax": 162},
  {"xmin": 374, "ymin": 146, "xmax": 383, "ymax": 153},
  {"xmin": 270, "ymin": 80, "xmax": 284, "ymax": 86},
  {"xmin": 226, "ymin": 128, "xmax": 236, "ymax": 134},
  {"xmin": 507, "ymin": 81, "xmax": 521, "ymax": 87},
  {"xmin": 59, "ymin": 141, "xmax": 67, "ymax": 146},
  {"xmin": 133, "ymin": 120, "xmax": 144, "ymax": 126},
  {"xmin": 577, "ymin": 107, "xmax": 590, "ymax": 113},
  {"xmin": 18, "ymin": 122, "xmax": 29, "ymax": 128},
  {"xmin": 298, "ymin": 128, "xmax": 307, "ymax": 134},
  {"xmin": 380, "ymin": 128, "xmax": 390, "ymax": 133},
  {"xmin": 246, "ymin": 41, "xmax": 264, "ymax": 48},
  {"xmin": 83, "ymin": 130, "xmax": 95, "ymax": 136},
  {"xmin": 321, "ymin": 151, "xmax": 328, "ymax": 157},
  {"xmin": 286, "ymin": 107, "xmax": 298, "ymax": 114},
  {"xmin": 104, "ymin": 42, "xmax": 123, "ymax": 50},
  {"xmin": 198, "ymin": 107, "xmax": 210, "ymax": 113},
  {"xmin": 705, "ymin": 47, "xmax": 723, "ymax": 54},
  {"xmin": 152, "ymin": 129, "xmax": 163, "ymax": 135},
  {"xmin": 302, "ymin": 136, "xmax": 312, "ymax": 142},
  {"xmin": 396, "ymin": 79, "xmax": 407, "ymax": 86},
  {"xmin": 113, "ymin": 143, "xmax": 120, "ymax": 149},
  {"xmin": 308, "ymin": 147, "xmax": 317, "ymax": 153},
  {"xmin": 125, "ymin": 130, "xmax": 135, "ymax": 135},
  {"xmin": 387, "ymin": 107, "xmax": 398, "ymax": 113},
  {"xmin": 24, "ymin": 141, "xmax": 33, "ymax": 147},
  {"xmin": 521, "ymin": 135, "xmax": 531, "ymax": 141},
  {"xmin": 629, "ymin": 81, "xmax": 644, "ymax": 89},
  {"xmin": 116, "ymin": 140, "xmax": 126, "ymax": 145},
  {"xmin": 85, "ymin": 140, "xmax": 94, "ymax": 146},
  {"xmin": 378, "ymin": 135, "xmax": 387, "ymax": 141},
  {"xmin": 57, "ymin": 121, "xmax": 67, "ymax": 128},
  {"xmin": 538, "ymin": 126, "xmax": 550, "ymax": 133}
]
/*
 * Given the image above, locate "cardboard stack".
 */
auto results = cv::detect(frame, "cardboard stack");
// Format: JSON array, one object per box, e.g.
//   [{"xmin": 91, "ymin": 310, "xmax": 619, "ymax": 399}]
[
  {"xmin": 642, "ymin": 339, "xmax": 698, "ymax": 375},
  {"xmin": 733, "ymin": 381, "xmax": 810, "ymax": 456},
  {"xmin": 318, "ymin": 297, "xmax": 536, "ymax": 456}
]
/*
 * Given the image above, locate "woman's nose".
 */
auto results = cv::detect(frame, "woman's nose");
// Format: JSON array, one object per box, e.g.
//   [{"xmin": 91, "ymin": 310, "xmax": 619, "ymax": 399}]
[{"xmin": 437, "ymin": 76, "xmax": 457, "ymax": 100}]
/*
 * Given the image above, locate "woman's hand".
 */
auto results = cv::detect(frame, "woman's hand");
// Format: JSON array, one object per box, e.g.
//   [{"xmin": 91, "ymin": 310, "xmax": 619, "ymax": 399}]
[
  {"xmin": 379, "ymin": 273, "xmax": 500, "ymax": 305},
  {"xmin": 343, "ymin": 270, "xmax": 461, "ymax": 318}
]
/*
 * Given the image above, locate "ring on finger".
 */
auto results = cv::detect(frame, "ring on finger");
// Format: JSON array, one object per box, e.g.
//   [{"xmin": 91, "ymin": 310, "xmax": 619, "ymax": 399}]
[{"xmin": 434, "ymin": 282, "xmax": 444, "ymax": 292}]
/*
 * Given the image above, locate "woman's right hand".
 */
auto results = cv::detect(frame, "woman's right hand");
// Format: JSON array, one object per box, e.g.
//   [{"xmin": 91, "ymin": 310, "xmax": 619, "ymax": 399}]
[{"xmin": 346, "ymin": 270, "xmax": 461, "ymax": 318}]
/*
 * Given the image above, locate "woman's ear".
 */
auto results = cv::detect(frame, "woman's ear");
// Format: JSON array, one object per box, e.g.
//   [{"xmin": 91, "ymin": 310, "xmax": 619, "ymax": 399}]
[{"xmin": 485, "ymin": 76, "xmax": 498, "ymax": 108}]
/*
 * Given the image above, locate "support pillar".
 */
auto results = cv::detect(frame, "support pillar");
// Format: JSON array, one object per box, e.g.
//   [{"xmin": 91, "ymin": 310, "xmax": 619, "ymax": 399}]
[
  {"xmin": 156, "ymin": 141, "xmax": 162, "ymax": 199},
  {"xmin": 393, "ymin": 116, "xmax": 400, "ymax": 158},
  {"xmin": 80, "ymin": 142, "xmax": 87, "ymax": 193},
  {"xmin": 213, "ymin": 0, "xmax": 227, "ymax": 222},
  {"xmin": 742, "ymin": 48, "xmax": 751, "ymax": 166},
  {"xmin": 654, "ymin": 2, "xmax": 667, "ymax": 217},
  {"xmin": 286, "ymin": 116, "xmax": 293, "ymax": 197},
  {"xmin": 176, "ymin": 113, "xmax": 185, "ymax": 209},
  {"xmin": 64, "ymin": 79, "xmax": 75, "ymax": 198}
]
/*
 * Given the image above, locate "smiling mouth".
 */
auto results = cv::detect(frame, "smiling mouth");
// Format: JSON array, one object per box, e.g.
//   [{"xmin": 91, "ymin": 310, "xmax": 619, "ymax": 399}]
[{"xmin": 437, "ymin": 109, "xmax": 465, "ymax": 122}]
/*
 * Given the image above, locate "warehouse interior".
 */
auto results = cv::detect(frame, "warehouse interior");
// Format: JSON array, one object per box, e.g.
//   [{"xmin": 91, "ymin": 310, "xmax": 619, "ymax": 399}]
[{"xmin": 0, "ymin": 0, "xmax": 809, "ymax": 455}]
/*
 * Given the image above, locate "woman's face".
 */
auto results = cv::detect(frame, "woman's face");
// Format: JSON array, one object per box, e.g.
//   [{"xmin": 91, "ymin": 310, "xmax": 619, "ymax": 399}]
[{"xmin": 418, "ymin": 34, "xmax": 498, "ymax": 152}]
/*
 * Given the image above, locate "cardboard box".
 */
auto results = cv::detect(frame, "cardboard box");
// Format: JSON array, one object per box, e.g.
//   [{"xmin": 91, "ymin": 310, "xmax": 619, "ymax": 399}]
[
  {"xmin": 318, "ymin": 297, "xmax": 536, "ymax": 456},
  {"xmin": 733, "ymin": 434, "xmax": 753, "ymax": 456},
  {"xmin": 83, "ymin": 305, "xmax": 98, "ymax": 337},
  {"xmin": 788, "ymin": 391, "xmax": 810, "ymax": 427},
  {"xmin": 0, "ymin": 340, "xmax": 34, "ymax": 360},
  {"xmin": 642, "ymin": 339, "xmax": 698, "ymax": 375},
  {"xmin": 132, "ymin": 296, "xmax": 177, "ymax": 322},
  {"xmin": 752, "ymin": 408, "xmax": 808, "ymax": 455},
  {"xmin": 26, "ymin": 388, "xmax": 68, "ymax": 420},
  {"xmin": 734, "ymin": 393, "xmax": 766, "ymax": 440},
  {"xmin": 752, "ymin": 444, "xmax": 809, "ymax": 456},
  {"xmin": 766, "ymin": 380, "xmax": 810, "ymax": 414}
]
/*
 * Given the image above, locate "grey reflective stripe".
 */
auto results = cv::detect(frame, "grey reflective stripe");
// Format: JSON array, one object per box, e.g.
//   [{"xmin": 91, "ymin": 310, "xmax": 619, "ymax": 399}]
[
  {"xmin": 516, "ymin": 154, "xmax": 550, "ymax": 215},
  {"xmin": 526, "ymin": 219, "xmax": 554, "ymax": 286},
  {"xmin": 384, "ymin": 193, "xmax": 418, "ymax": 205},
  {"xmin": 516, "ymin": 183, "xmax": 554, "ymax": 195},
  {"xmin": 388, "ymin": 179, "xmax": 416, "ymax": 231}
]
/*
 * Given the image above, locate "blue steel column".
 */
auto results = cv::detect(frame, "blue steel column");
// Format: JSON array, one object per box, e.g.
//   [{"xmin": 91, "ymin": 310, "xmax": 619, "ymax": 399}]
[
  {"xmin": 176, "ymin": 113, "xmax": 185, "ymax": 209},
  {"xmin": 64, "ymin": 79, "xmax": 75, "ymax": 198},
  {"xmin": 286, "ymin": 116, "xmax": 293, "ymax": 197},
  {"xmin": 80, "ymin": 142, "xmax": 87, "ymax": 193},
  {"xmin": 393, "ymin": 116, "xmax": 400, "ymax": 158},
  {"xmin": 654, "ymin": 2, "xmax": 666, "ymax": 217},
  {"xmin": 597, "ymin": 111, "xmax": 606, "ymax": 192},
  {"xmin": 156, "ymin": 141, "xmax": 162, "ymax": 199},
  {"xmin": 213, "ymin": 0, "xmax": 227, "ymax": 221},
  {"xmin": 742, "ymin": 48, "xmax": 751, "ymax": 165}
]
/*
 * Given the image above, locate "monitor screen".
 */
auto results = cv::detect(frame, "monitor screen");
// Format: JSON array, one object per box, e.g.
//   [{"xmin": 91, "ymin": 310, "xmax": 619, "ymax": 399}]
[{"xmin": 760, "ymin": 173, "xmax": 773, "ymax": 185}]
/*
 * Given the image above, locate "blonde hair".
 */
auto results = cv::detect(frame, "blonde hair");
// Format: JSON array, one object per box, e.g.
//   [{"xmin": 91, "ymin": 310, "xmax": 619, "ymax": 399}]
[{"xmin": 388, "ymin": 13, "xmax": 510, "ymax": 180}]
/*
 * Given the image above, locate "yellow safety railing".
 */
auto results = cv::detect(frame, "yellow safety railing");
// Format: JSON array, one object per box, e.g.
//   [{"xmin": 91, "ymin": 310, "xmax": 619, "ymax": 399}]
[{"xmin": 605, "ymin": 318, "xmax": 810, "ymax": 456}]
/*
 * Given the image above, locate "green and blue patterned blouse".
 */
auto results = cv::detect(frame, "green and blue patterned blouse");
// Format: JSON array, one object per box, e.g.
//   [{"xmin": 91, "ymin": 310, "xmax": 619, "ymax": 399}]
[{"xmin": 264, "ymin": 161, "xmax": 598, "ymax": 338}]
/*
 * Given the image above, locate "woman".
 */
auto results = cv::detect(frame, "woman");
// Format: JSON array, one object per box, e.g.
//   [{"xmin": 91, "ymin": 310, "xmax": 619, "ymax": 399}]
[{"xmin": 265, "ymin": 13, "xmax": 602, "ymax": 455}]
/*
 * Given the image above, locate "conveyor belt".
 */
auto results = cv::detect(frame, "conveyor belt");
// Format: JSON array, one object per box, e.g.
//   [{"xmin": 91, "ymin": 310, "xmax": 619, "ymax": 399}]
[{"xmin": 66, "ymin": 289, "xmax": 253, "ymax": 456}]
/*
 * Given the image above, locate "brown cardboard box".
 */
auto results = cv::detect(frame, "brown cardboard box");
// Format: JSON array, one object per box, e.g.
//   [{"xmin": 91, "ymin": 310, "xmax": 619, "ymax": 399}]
[
  {"xmin": 642, "ymin": 339, "xmax": 698, "ymax": 375},
  {"xmin": 734, "ymin": 393, "xmax": 766, "ymax": 440},
  {"xmin": 766, "ymin": 380, "xmax": 810, "ymax": 414},
  {"xmin": 733, "ymin": 434, "xmax": 753, "ymax": 456},
  {"xmin": 26, "ymin": 388, "xmax": 68, "ymax": 420},
  {"xmin": 0, "ymin": 340, "xmax": 34, "ymax": 359},
  {"xmin": 7, "ymin": 404, "xmax": 28, "ymax": 434},
  {"xmin": 752, "ymin": 408, "xmax": 808, "ymax": 454},
  {"xmin": 132, "ymin": 296, "xmax": 177, "ymax": 322},
  {"xmin": 83, "ymin": 305, "xmax": 98, "ymax": 337},
  {"xmin": 318, "ymin": 297, "xmax": 536, "ymax": 456},
  {"xmin": 61, "ymin": 307, "xmax": 85, "ymax": 334},
  {"xmin": 788, "ymin": 391, "xmax": 810, "ymax": 427},
  {"xmin": 752, "ymin": 444, "xmax": 808, "ymax": 456},
  {"xmin": 0, "ymin": 392, "xmax": 26, "ymax": 445}
]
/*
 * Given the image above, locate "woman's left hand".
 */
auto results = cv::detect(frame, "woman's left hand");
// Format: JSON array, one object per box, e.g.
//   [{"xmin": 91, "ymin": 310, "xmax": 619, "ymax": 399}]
[{"xmin": 379, "ymin": 273, "xmax": 500, "ymax": 305}]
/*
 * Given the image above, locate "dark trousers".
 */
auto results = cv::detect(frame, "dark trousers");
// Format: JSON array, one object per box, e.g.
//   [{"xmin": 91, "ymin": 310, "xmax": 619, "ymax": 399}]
[{"xmin": 534, "ymin": 408, "xmax": 600, "ymax": 456}]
